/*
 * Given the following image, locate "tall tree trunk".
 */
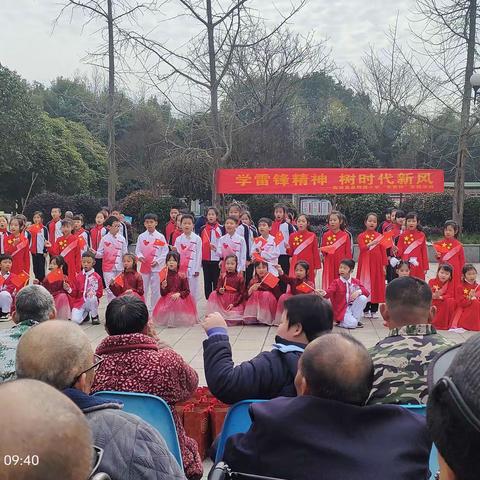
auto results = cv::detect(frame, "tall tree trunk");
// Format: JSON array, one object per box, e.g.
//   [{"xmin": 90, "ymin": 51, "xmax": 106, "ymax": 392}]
[
  {"xmin": 107, "ymin": 0, "xmax": 117, "ymax": 209},
  {"xmin": 453, "ymin": 0, "xmax": 476, "ymax": 231},
  {"xmin": 206, "ymin": 0, "xmax": 221, "ymax": 205}
]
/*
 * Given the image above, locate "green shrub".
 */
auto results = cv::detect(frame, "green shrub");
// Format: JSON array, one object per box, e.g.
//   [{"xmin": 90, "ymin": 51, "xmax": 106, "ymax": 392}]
[
  {"xmin": 400, "ymin": 193, "xmax": 453, "ymax": 228},
  {"xmin": 70, "ymin": 194, "xmax": 106, "ymax": 224},
  {"xmin": 24, "ymin": 193, "xmax": 74, "ymax": 220},
  {"xmin": 464, "ymin": 197, "xmax": 480, "ymax": 233}
]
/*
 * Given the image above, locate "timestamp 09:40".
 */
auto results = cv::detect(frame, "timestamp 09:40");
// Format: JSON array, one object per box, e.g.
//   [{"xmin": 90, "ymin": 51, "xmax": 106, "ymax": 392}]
[{"xmin": 3, "ymin": 455, "xmax": 39, "ymax": 466}]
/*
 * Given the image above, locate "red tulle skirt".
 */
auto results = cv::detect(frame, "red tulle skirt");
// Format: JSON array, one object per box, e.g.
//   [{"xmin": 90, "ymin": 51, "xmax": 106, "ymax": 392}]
[
  {"xmin": 54, "ymin": 292, "xmax": 71, "ymax": 320},
  {"xmin": 431, "ymin": 298, "xmax": 455, "ymax": 330},
  {"xmin": 244, "ymin": 291, "xmax": 278, "ymax": 326},
  {"xmin": 206, "ymin": 291, "xmax": 244, "ymax": 325},
  {"xmin": 275, "ymin": 292, "xmax": 292, "ymax": 325},
  {"xmin": 451, "ymin": 301, "xmax": 480, "ymax": 331},
  {"xmin": 152, "ymin": 294, "xmax": 198, "ymax": 327}
]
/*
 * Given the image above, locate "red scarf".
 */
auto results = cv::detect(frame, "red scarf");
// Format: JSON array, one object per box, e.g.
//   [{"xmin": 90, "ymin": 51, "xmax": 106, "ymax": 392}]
[
  {"xmin": 202, "ymin": 223, "xmax": 220, "ymax": 260},
  {"xmin": 90, "ymin": 225, "xmax": 104, "ymax": 251},
  {"xmin": 28, "ymin": 223, "xmax": 43, "ymax": 253},
  {"xmin": 48, "ymin": 219, "xmax": 60, "ymax": 242},
  {"xmin": 271, "ymin": 220, "xmax": 283, "ymax": 236}
]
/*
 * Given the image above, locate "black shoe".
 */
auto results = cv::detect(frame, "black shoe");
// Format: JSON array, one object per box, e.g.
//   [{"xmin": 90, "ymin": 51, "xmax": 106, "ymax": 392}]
[
  {"xmin": 91, "ymin": 316, "xmax": 100, "ymax": 325},
  {"xmin": 357, "ymin": 321, "xmax": 364, "ymax": 328},
  {"xmin": 0, "ymin": 311, "xmax": 9, "ymax": 321}
]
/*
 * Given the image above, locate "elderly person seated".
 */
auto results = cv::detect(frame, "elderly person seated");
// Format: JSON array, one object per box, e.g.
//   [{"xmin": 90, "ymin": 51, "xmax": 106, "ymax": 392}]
[
  {"xmin": 16, "ymin": 320, "xmax": 185, "ymax": 480},
  {"xmin": 428, "ymin": 334, "xmax": 480, "ymax": 480},
  {"xmin": 91, "ymin": 295, "xmax": 202, "ymax": 480},
  {"xmin": 0, "ymin": 285, "xmax": 55, "ymax": 382},
  {"xmin": 224, "ymin": 333, "xmax": 432, "ymax": 480},
  {"xmin": 0, "ymin": 379, "xmax": 93, "ymax": 480}
]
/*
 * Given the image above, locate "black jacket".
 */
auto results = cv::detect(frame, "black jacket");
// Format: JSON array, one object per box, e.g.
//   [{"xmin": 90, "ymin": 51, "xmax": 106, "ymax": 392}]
[
  {"xmin": 224, "ymin": 395, "xmax": 431, "ymax": 480},
  {"xmin": 203, "ymin": 334, "xmax": 305, "ymax": 405}
]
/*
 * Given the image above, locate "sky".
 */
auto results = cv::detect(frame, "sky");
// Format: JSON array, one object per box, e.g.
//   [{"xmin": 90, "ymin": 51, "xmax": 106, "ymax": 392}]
[{"xmin": 0, "ymin": 0, "xmax": 418, "ymax": 94}]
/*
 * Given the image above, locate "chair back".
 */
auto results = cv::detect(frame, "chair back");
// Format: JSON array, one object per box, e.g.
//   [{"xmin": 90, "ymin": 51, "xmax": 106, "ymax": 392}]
[
  {"xmin": 93, "ymin": 390, "xmax": 183, "ymax": 469},
  {"xmin": 215, "ymin": 400, "xmax": 266, "ymax": 463},
  {"xmin": 400, "ymin": 404, "xmax": 437, "ymax": 480}
]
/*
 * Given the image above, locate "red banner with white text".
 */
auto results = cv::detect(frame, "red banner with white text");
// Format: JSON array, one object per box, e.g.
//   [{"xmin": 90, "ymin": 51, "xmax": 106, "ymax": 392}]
[{"xmin": 216, "ymin": 168, "xmax": 444, "ymax": 194}]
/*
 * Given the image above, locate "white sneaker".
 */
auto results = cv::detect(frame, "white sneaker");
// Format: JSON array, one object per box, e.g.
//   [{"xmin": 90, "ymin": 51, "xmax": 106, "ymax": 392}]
[
  {"xmin": 363, "ymin": 311, "xmax": 372, "ymax": 318},
  {"xmin": 370, "ymin": 312, "xmax": 379, "ymax": 319}
]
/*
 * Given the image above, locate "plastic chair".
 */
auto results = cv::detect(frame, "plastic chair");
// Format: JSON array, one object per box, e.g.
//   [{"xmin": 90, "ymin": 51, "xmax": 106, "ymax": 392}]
[
  {"xmin": 401, "ymin": 404, "xmax": 438, "ymax": 480},
  {"xmin": 93, "ymin": 391, "xmax": 183, "ymax": 469},
  {"xmin": 215, "ymin": 400, "xmax": 266, "ymax": 463}
]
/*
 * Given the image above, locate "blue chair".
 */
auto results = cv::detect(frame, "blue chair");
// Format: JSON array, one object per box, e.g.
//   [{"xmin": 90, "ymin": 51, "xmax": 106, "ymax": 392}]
[
  {"xmin": 93, "ymin": 391, "xmax": 183, "ymax": 469},
  {"xmin": 401, "ymin": 405, "xmax": 438, "ymax": 480},
  {"xmin": 215, "ymin": 400, "xmax": 266, "ymax": 462}
]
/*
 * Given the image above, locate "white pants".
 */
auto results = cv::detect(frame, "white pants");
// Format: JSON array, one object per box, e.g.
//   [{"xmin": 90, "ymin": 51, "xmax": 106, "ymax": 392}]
[
  {"xmin": 71, "ymin": 296, "xmax": 99, "ymax": 324},
  {"xmin": 340, "ymin": 295, "xmax": 368, "ymax": 329},
  {"xmin": 187, "ymin": 274, "xmax": 200, "ymax": 303},
  {"xmin": 141, "ymin": 272, "xmax": 160, "ymax": 312},
  {"xmin": 104, "ymin": 270, "xmax": 121, "ymax": 304},
  {"xmin": 0, "ymin": 291, "xmax": 12, "ymax": 314}
]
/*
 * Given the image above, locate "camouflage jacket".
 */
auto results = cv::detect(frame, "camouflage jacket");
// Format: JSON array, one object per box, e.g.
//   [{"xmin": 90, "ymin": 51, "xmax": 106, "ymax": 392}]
[
  {"xmin": 368, "ymin": 324, "xmax": 454, "ymax": 405},
  {"xmin": 0, "ymin": 320, "xmax": 37, "ymax": 383}
]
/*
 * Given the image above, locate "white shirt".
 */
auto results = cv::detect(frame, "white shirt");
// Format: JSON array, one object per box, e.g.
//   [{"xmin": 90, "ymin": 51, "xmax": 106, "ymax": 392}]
[
  {"xmin": 96, "ymin": 232, "xmax": 127, "ymax": 271},
  {"xmin": 276, "ymin": 222, "xmax": 295, "ymax": 255},
  {"xmin": 218, "ymin": 232, "xmax": 247, "ymax": 272},
  {"xmin": 136, "ymin": 230, "xmax": 168, "ymax": 272},
  {"xmin": 174, "ymin": 232, "xmax": 202, "ymax": 277}
]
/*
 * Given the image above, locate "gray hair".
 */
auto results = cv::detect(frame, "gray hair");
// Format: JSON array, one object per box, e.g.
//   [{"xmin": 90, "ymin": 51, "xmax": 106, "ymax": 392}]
[{"xmin": 15, "ymin": 285, "xmax": 55, "ymax": 323}]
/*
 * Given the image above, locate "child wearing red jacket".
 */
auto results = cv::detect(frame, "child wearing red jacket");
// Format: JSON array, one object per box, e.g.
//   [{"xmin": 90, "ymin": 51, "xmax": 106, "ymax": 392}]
[
  {"xmin": 322, "ymin": 259, "xmax": 369, "ymax": 329},
  {"xmin": 4, "ymin": 216, "xmax": 30, "ymax": 279},
  {"xmin": 67, "ymin": 252, "xmax": 103, "ymax": 325},
  {"xmin": 450, "ymin": 264, "xmax": 480, "ymax": 331},
  {"xmin": 0, "ymin": 254, "xmax": 17, "ymax": 318},
  {"xmin": 428, "ymin": 264, "xmax": 455, "ymax": 330},
  {"xmin": 41, "ymin": 255, "xmax": 71, "ymax": 320},
  {"xmin": 109, "ymin": 253, "xmax": 144, "ymax": 301}
]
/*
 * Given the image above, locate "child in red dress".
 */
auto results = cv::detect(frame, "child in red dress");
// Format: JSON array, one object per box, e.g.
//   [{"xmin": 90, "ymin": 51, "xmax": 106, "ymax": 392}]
[
  {"xmin": 206, "ymin": 254, "xmax": 246, "ymax": 325},
  {"xmin": 356, "ymin": 213, "xmax": 388, "ymax": 319},
  {"xmin": 152, "ymin": 251, "xmax": 198, "ymax": 327},
  {"xmin": 288, "ymin": 214, "xmax": 320, "ymax": 284},
  {"xmin": 434, "ymin": 220, "xmax": 465, "ymax": 292},
  {"xmin": 396, "ymin": 212, "xmax": 429, "ymax": 280},
  {"xmin": 429, "ymin": 264, "xmax": 455, "ymax": 330},
  {"xmin": 41, "ymin": 255, "xmax": 71, "ymax": 320},
  {"xmin": 109, "ymin": 253, "xmax": 145, "ymax": 301},
  {"xmin": 274, "ymin": 260, "xmax": 317, "ymax": 324},
  {"xmin": 322, "ymin": 259, "xmax": 369, "ymax": 329},
  {"xmin": 321, "ymin": 210, "xmax": 352, "ymax": 290},
  {"xmin": 4, "ymin": 216, "xmax": 30, "ymax": 280},
  {"xmin": 244, "ymin": 260, "xmax": 281, "ymax": 326},
  {"xmin": 0, "ymin": 215, "xmax": 10, "ymax": 255},
  {"xmin": 451, "ymin": 264, "xmax": 480, "ymax": 332}
]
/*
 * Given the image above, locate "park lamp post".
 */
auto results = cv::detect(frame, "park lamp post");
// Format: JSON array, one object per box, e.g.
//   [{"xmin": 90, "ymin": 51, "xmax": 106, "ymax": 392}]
[{"xmin": 470, "ymin": 72, "xmax": 480, "ymax": 104}]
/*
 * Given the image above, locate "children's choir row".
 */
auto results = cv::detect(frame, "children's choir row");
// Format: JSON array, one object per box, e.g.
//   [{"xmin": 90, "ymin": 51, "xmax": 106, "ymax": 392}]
[{"xmin": 0, "ymin": 202, "xmax": 477, "ymax": 330}]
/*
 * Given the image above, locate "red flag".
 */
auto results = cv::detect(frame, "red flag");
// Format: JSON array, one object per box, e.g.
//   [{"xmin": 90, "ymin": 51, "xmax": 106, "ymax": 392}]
[
  {"xmin": 28, "ymin": 224, "xmax": 42, "ymax": 234},
  {"xmin": 159, "ymin": 267, "xmax": 168, "ymax": 283},
  {"xmin": 320, "ymin": 245, "xmax": 335, "ymax": 254},
  {"xmin": 379, "ymin": 230, "xmax": 395, "ymax": 248},
  {"xmin": 11, "ymin": 271, "xmax": 29, "ymax": 289},
  {"xmin": 261, "ymin": 272, "xmax": 279, "ymax": 288},
  {"xmin": 274, "ymin": 231, "xmax": 284, "ymax": 246},
  {"xmin": 154, "ymin": 239, "xmax": 166, "ymax": 247},
  {"xmin": 224, "ymin": 285, "xmax": 237, "ymax": 292},
  {"xmin": 252, "ymin": 253, "xmax": 264, "ymax": 263},
  {"xmin": 113, "ymin": 273, "xmax": 124, "ymax": 288},
  {"xmin": 46, "ymin": 268, "xmax": 64, "ymax": 283},
  {"xmin": 433, "ymin": 240, "xmax": 451, "ymax": 254},
  {"xmin": 296, "ymin": 282, "xmax": 314, "ymax": 293},
  {"xmin": 254, "ymin": 236, "xmax": 268, "ymax": 248},
  {"xmin": 78, "ymin": 236, "xmax": 86, "ymax": 250}
]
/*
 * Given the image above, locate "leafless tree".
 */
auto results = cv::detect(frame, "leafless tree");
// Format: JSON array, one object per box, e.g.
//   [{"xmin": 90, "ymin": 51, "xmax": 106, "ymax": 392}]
[
  {"xmin": 55, "ymin": 0, "xmax": 160, "ymax": 208},
  {"xmin": 353, "ymin": 1, "xmax": 479, "ymax": 230},
  {"xmin": 123, "ymin": 0, "xmax": 307, "ymax": 203}
]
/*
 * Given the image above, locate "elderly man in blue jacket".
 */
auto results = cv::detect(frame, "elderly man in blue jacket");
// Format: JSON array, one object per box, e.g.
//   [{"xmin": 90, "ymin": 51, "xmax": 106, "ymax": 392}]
[{"xmin": 201, "ymin": 294, "xmax": 333, "ymax": 404}]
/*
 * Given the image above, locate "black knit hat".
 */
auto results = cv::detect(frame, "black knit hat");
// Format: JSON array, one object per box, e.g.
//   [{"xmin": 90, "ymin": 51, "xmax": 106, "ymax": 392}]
[{"xmin": 427, "ymin": 334, "xmax": 480, "ymax": 480}]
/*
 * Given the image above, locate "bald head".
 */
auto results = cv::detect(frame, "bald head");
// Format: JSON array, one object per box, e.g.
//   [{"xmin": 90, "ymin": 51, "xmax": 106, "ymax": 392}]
[
  {"xmin": 16, "ymin": 321, "xmax": 93, "ymax": 390},
  {"xmin": 0, "ymin": 379, "xmax": 92, "ymax": 480},
  {"xmin": 296, "ymin": 333, "xmax": 374, "ymax": 406}
]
